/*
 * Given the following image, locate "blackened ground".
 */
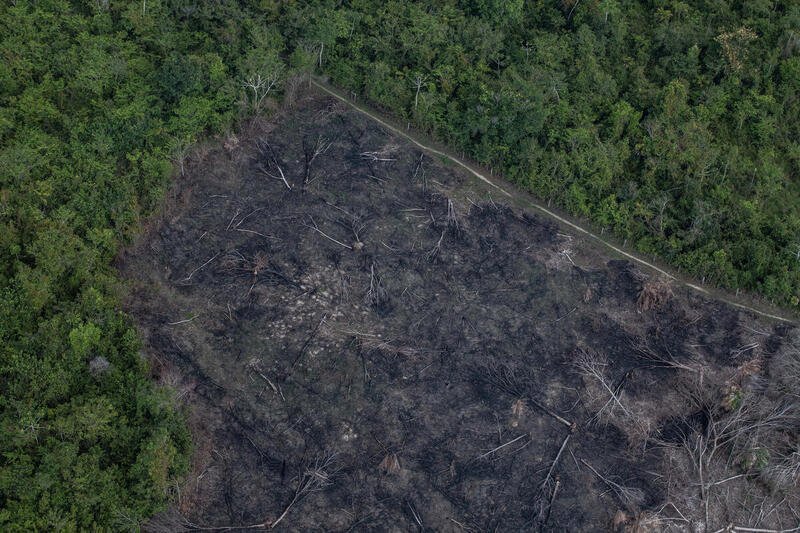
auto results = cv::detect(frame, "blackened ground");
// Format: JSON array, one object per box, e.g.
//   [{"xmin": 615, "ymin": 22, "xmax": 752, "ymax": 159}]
[{"xmin": 121, "ymin": 92, "xmax": 798, "ymax": 532}]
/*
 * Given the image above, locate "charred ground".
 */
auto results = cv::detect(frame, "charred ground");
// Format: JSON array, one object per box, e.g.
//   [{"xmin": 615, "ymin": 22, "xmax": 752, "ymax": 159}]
[{"xmin": 120, "ymin": 92, "xmax": 800, "ymax": 532}]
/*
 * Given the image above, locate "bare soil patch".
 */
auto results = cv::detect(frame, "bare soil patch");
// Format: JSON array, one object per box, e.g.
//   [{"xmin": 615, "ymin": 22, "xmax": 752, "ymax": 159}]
[{"xmin": 121, "ymin": 92, "xmax": 800, "ymax": 532}]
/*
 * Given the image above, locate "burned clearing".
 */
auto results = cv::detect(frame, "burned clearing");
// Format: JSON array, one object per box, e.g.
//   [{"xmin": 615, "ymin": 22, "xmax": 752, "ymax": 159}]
[{"xmin": 121, "ymin": 92, "xmax": 800, "ymax": 532}]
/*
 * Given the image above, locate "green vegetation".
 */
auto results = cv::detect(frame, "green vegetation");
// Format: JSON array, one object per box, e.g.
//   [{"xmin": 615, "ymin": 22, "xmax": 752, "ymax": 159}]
[
  {"xmin": 284, "ymin": 0, "xmax": 800, "ymax": 309},
  {"xmin": 0, "ymin": 1, "xmax": 289, "ymax": 529},
  {"xmin": 1, "ymin": 0, "xmax": 798, "ymax": 529}
]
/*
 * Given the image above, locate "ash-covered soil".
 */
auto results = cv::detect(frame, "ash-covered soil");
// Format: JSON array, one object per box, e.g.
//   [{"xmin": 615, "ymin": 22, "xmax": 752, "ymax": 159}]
[{"xmin": 121, "ymin": 92, "xmax": 799, "ymax": 532}]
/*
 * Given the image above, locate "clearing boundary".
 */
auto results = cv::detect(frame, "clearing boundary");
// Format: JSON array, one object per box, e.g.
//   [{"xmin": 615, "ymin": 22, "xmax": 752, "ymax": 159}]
[{"xmin": 311, "ymin": 78, "xmax": 796, "ymax": 325}]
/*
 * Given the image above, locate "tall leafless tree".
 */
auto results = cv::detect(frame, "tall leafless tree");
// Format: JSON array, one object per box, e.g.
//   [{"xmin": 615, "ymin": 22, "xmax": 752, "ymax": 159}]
[
  {"xmin": 302, "ymin": 134, "xmax": 332, "ymax": 186},
  {"xmin": 412, "ymin": 74, "xmax": 426, "ymax": 110},
  {"xmin": 243, "ymin": 66, "xmax": 282, "ymax": 112}
]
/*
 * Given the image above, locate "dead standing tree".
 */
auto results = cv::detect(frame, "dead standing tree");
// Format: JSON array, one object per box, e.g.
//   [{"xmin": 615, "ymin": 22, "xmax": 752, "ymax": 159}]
[
  {"xmin": 473, "ymin": 362, "xmax": 575, "ymax": 430},
  {"xmin": 573, "ymin": 349, "xmax": 661, "ymax": 449},
  {"xmin": 243, "ymin": 69, "xmax": 282, "ymax": 113},
  {"xmin": 574, "ymin": 349, "xmax": 634, "ymax": 424},
  {"xmin": 411, "ymin": 153, "xmax": 426, "ymax": 186},
  {"xmin": 427, "ymin": 199, "xmax": 462, "ymax": 261},
  {"xmin": 323, "ymin": 200, "xmax": 368, "ymax": 250},
  {"xmin": 630, "ymin": 341, "xmax": 701, "ymax": 374},
  {"xmin": 446, "ymin": 199, "xmax": 461, "ymax": 236},
  {"xmin": 271, "ymin": 452, "xmax": 340, "ymax": 528},
  {"xmin": 411, "ymin": 74, "xmax": 427, "ymax": 110},
  {"xmin": 255, "ymin": 138, "xmax": 292, "ymax": 190},
  {"xmin": 183, "ymin": 453, "xmax": 340, "ymax": 531},
  {"xmin": 358, "ymin": 145, "xmax": 397, "ymax": 184},
  {"xmin": 426, "ymin": 230, "xmax": 446, "ymax": 262},
  {"xmin": 302, "ymin": 133, "xmax": 332, "ymax": 186},
  {"xmin": 468, "ymin": 362, "xmax": 576, "ymax": 527},
  {"xmin": 170, "ymin": 136, "xmax": 191, "ymax": 177},
  {"xmin": 536, "ymin": 432, "xmax": 572, "ymax": 527}
]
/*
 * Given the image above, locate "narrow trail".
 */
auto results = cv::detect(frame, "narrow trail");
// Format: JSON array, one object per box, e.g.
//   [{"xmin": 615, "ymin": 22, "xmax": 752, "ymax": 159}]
[{"xmin": 311, "ymin": 79, "xmax": 797, "ymax": 325}]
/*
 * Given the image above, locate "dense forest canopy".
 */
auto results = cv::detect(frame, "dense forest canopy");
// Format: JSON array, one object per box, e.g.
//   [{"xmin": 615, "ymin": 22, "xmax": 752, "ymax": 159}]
[
  {"xmin": 0, "ymin": 1, "xmax": 271, "ymax": 528},
  {"xmin": 0, "ymin": 0, "xmax": 798, "ymax": 529},
  {"xmin": 287, "ymin": 0, "xmax": 800, "ymax": 309}
]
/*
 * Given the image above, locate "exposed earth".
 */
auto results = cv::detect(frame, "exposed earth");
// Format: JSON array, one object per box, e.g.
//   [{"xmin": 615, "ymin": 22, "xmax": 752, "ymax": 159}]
[{"xmin": 120, "ymin": 90, "xmax": 800, "ymax": 532}]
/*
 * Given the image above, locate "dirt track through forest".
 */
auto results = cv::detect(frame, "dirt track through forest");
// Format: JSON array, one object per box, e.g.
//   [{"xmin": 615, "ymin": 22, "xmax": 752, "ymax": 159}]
[{"xmin": 310, "ymin": 78, "xmax": 796, "ymax": 325}]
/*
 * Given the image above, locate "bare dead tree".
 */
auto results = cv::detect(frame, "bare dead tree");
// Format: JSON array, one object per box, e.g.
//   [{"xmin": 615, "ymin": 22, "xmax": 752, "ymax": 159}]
[
  {"xmin": 283, "ymin": 74, "xmax": 305, "ymax": 108},
  {"xmin": 679, "ymin": 392, "xmax": 799, "ymax": 529},
  {"xmin": 184, "ymin": 452, "xmax": 340, "ymax": 531},
  {"xmin": 255, "ymin": 138, "xmax": 291, "ymax": 189},
  {"xmin": 581, "ymin": 458, "xmax": 646, "ymax": 510},
  {"xmin": 475, "ymin": 433, "xmax": 529, "ymax": 460},
  {"xmin": 566, "ymin": 0, "xmax": 581, "ymax": 21},
  {"xmin": 406, "ymin": 500, "xmax": 423, "ymax": 528},
  {"xmin": 631, "ymin": 341, "xmax": 701, "ymax": 374},
  {"xmin": 541, "ymin": 434, "xmax": 571, "ymax": 492},
  {"xmin": 559, "ymin": 248, "xmax": 576, "ymax": 266},
  {"xmin": 446, "ymin": 199, "xmax": 460, "ymax": 233},
  {"xmin": 763, "ymin": 444, "xmax": 800, "ymax": 489},
  {"xmin": 730, "ymin": 342, "xmax": 760, "ymax": 359},
  {"xmin": 171, "ymin": 137, "xmax": 191, "ymax": 176},
  {"xmin": 349, "ymin": 216, "xmax": 366, "ymax": 248},
  {"xmin": 258, "ymin": 162, "xmax": 290, "ymax": 190},
  {"xmin": 325, "ymin": 201, "xmax": 367, "ymax": 249},
  {"xmin": 539, "ymin": 475, "xmax": 561, "ymax": 528},
  {"xmin": 645, "ymin": 194, "xmax": 671, "ymax": 237},
  {"xmin": 473, "ymin": 363, "xmax": 574, "ymax": 429},
  {"xmin": 574, "ymin": 350, "xmax": 632, "ymax": 421},
  {"xmin": 522, "ymin": 41, "xmax": 533, "ymax": 61},
  {"xmin": 302, "ymin": 134, "xmax": 332, "ymax": 186},
  {"xmin": 426, "ymin": 230, "xmax": 445, "ymax": 261},
  {"xmin": 412, "ymin": 153, "xmax": 425, "ymax": 180},
  {"xmin": 303, "ymin": 216, "xmax": 353, "ymax": 249},
  {"xmin": 270, "ymin": 452, "xmax": 340, "ymax": 529},
  {"xmin": 411, "ymin": 74, "xmax": 427, "ymax": 109},
  {"xmin": 536, "ymin": 433, "xmax": 572, "ymax": 525},
  {"xmin": 182, "ymin": 251, "xmax": 220, "ymax": 282},
  {"xmin": 360, "ymin": 150, "xmax": 396, "ymax": 162},
  {"xmin": 243, "ymin": 69, "xmax": 282, "ymax": 113},
  {"xmin": 425, "ymin": 200, "xmax": 461, "ymax": 260},
  {"xmin": 573, "ymin": 349, "xmax": 659, "ymax": 450}
]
